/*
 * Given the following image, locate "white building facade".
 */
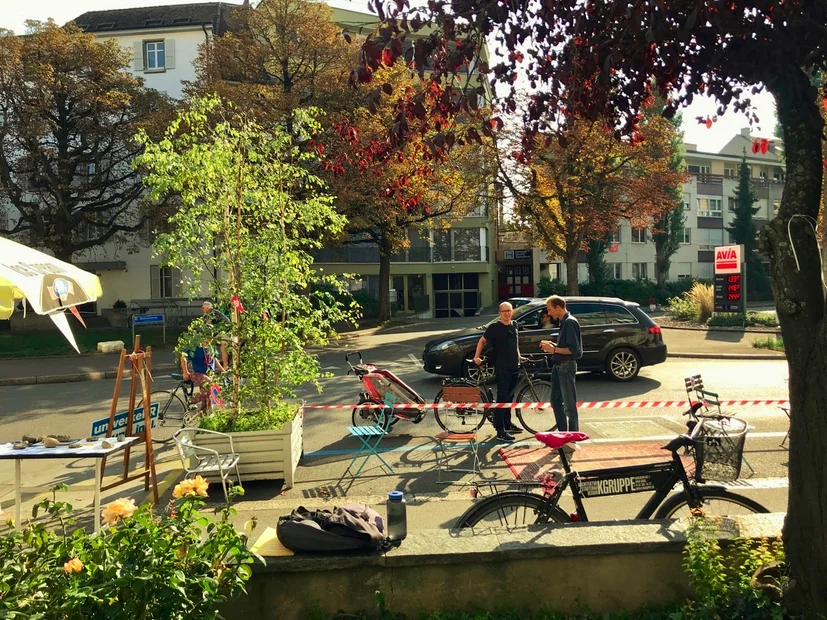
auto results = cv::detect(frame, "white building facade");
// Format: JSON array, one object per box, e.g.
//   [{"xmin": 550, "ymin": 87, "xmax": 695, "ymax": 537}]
[{"xmin": 536, "ymin": 127, "xmax": 784, "ymax": 287}]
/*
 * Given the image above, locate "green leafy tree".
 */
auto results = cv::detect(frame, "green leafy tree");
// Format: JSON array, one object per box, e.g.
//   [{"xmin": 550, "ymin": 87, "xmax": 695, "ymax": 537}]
[
  {"xmin": 726, "ymin": 151, "xmax": 771, "ymax": 297},
  {"xmin": 135, "ymin": 97, "xmax": 356, "ymax": 424},
  {"xmin": 653, "ymin": 205, "xmax": 686, "ymax": 290},
  {"xmin": 651, "ymin": 101, "xmax": 687, "ymax": 289},
  {"xmin": 0, "ymin": 21, "xmax": 173, "ymax": 262}
]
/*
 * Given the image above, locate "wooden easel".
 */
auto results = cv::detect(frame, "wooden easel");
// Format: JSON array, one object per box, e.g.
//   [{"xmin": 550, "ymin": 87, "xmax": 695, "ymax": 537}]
[{"xmin": 99, "ymin": 335, "xmax": 159, "ymax": 503}]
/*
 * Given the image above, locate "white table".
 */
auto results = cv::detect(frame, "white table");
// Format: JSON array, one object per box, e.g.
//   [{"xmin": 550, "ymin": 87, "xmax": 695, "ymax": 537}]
[{"xmin": 0, "ymin": 437, "xmax": 140, "ymax": 532}]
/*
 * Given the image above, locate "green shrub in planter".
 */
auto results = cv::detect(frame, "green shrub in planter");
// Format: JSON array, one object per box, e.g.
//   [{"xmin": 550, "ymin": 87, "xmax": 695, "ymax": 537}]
[
  {"xmin": 0, "ymin": 483, "xmax": 256, "ymax": 619},
  {"xmin": 199, "ymin": 401, "xmax": 299, "ymax": 433}
]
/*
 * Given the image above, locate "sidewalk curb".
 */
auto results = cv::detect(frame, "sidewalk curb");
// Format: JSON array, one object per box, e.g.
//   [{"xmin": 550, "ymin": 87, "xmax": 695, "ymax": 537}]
[
  {"xmin": 0, "ymin": 364, "xmax": 177, "ymax": 387},
  {"xmin": 662, "ymin": 325, "xmax": 781, "ymax": 334},
  {"xmin": 667, "ymin": 352, "xmax": 785, "ymax": 360}
]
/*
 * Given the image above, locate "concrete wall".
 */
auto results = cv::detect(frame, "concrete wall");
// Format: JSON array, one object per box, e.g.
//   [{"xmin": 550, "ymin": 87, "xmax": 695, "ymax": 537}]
[{"xmin": 219, "ymin": 513, "xmax": 784, "ymax": 620}]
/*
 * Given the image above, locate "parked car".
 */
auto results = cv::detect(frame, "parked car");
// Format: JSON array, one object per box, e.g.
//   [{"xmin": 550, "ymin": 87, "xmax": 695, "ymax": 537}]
[{"xmin": 422, "ymin": 297, "xmax": 666, "ymax": 382}]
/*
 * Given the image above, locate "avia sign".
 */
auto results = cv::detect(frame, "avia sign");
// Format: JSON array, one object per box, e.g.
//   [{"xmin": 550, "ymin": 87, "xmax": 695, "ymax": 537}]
[{"xmin": 714, "ymin": 245, "xmax": 742, "ymax": 274}]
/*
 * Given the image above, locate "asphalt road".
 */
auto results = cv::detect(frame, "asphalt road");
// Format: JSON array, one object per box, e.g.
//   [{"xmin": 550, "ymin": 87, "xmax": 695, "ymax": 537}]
[{"xmin": 0, "ymin": 319, "xmax": 791, "ymax": 528}]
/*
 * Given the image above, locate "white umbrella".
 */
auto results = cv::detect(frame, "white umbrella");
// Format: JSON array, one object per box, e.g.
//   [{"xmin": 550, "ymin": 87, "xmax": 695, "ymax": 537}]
[{"xmin": 0, "ymin": 237, "xmax": 103, "ymax": 353}]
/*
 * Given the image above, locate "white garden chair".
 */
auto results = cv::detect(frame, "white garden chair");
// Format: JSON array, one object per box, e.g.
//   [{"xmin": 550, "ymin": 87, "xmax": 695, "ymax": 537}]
[{"xmin": 172, "ymin": 428, "xmax": 241, "ymax": 500}]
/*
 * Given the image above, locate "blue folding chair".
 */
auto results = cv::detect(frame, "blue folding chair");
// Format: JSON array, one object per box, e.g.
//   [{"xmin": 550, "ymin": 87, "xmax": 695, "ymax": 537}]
[{"xmin": 341, "ymin": 394, "xmax": 395, "ymax": 488}]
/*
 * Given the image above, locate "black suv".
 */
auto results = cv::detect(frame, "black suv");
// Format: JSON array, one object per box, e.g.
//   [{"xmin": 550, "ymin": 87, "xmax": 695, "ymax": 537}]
[{"xmin": 422, "ymin": 297, "xmax": 666, "ymax": 382}]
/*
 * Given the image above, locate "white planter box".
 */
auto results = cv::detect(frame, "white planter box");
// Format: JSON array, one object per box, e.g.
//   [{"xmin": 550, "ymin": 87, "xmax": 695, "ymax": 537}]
[{"xmin": 195, "ymin": 403, "xmax": 303, "ymax": 488}]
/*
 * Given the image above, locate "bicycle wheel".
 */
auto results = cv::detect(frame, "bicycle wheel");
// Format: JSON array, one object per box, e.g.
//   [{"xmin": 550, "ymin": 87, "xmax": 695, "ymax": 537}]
[
  {"xmin": 455, "ymin": 491, "xmax": 570, "ymax": 528},
  {"xmin": 655, "ymin": 487, "xmax": 770, "ymax": 519},
  {"xmin": 514, "ymin": 379, "xmax": 557, "ymax": 434},
  {"xmin": 433, "ymin": 387, "xmax": 487, "ymax": 433},
  {"xmin": 351, "ymin": 403, "xmax": 391, "ymax": 429},
  {"xmin": 138, "ymin": 390, "xmax": 192, "ymax": 444}
]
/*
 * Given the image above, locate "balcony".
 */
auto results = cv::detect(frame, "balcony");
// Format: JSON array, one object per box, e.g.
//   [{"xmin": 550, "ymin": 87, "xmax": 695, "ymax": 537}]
[{"xmin": 311, "ymin": 246, "xmax": 490, "ymax": 264}]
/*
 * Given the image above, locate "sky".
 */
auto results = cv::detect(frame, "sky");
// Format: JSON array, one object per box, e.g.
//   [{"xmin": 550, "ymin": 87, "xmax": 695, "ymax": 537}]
[{"xmin": 3, "ymin": 0, "xmax": 780, "ymax": 153}]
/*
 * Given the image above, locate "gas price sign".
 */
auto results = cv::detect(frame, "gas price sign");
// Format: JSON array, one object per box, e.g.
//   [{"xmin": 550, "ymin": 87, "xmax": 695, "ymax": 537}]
[{"xmin": 714, "ymin": 272, "xmax": 745, "ymax": 312}]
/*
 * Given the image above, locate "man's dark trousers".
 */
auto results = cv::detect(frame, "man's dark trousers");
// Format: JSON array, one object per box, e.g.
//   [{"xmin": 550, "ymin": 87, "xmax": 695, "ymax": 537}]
[{"xmin": 494, "ymin": 367, "xmax": 517, "ymax": 433}]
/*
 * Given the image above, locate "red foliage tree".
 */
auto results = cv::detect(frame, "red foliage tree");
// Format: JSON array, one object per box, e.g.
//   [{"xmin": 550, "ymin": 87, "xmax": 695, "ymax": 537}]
[{"xmin": 360, "ymin": 0, "xmax": 827, "ymax": 615}]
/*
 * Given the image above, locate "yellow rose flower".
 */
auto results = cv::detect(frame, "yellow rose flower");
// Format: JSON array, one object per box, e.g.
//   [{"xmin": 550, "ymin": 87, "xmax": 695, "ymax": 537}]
[
  {"xmin": 172, "ymin": 479, "xmax": 194, "ymax": 499},
  {"xmin": 63, "ymin": 557, "xmax": 84, "ymax": 574},
  {"xmin": 191, "ymin": 475, "xmax": 209, "ymax": 497},
  {"xmin": 102, "ymin": 497, "xmax": 137, "ymax": 525}
]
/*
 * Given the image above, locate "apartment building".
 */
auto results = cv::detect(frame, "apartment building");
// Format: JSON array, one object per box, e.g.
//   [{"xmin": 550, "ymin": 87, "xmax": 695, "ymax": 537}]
[
  {"xmin": 504, "ymin": 127, "xmax": 784, "ymax": 292},
  {"xmin": 1, "ymin": 1, "xmax": 496, "ymax": 319}
]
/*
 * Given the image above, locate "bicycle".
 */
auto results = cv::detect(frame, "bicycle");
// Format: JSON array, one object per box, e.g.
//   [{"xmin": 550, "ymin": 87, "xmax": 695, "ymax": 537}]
[
  {"xmin": 433, "ymin": 355, "xmax": 557, "ymax": 434},
  {"xmin": 137, "ymin": 372, "xmax": 203, "ymax": 443},
  {"xmin": 454, "ymin": 402, "xmax": 768, "ymax": 528}
]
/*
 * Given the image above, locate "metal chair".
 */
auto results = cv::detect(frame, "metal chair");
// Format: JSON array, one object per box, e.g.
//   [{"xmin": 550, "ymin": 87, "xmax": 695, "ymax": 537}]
[
  {"xmin": 779, "ymin": 407, "xmax": 790, "ymax": 448},
  {"xmin": 433, "ymin": 431, "xmax": 481, "ymax": 484},
  {"xmin": 172, "ymin": 428, "xmax": 241, "ymax": 500}
]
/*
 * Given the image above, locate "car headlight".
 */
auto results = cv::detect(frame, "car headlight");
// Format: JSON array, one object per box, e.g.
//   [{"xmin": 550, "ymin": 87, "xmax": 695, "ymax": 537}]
[{"xmin": 429, "ymin": 341, "xmax": 455, "ymax": 352}]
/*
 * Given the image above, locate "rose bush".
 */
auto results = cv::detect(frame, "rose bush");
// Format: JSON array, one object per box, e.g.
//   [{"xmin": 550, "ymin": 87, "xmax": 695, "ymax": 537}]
[{"xmin": 0, "ymin": 480, "xmax": 258, "ymax": 619}]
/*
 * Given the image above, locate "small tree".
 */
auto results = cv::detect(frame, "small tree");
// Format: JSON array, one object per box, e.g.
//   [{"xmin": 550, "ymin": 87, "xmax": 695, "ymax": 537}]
[
  {"xmin": 135, "ymin": 98, "xmax": 356, "ymax": 426},
  {"xmin": 652, "ymin": 204, "xmax": 687, "ymax": 289},
  {"xmin": 585, "ymin": 237, "xmax": 611, "ymax": 286},
  {"xmin": 651, "ymin": 101, "xmax": 687, "ymax": 289},
  {"xmin": 726, "ymin": 151, "xmax": 771, "ymax": 297}
]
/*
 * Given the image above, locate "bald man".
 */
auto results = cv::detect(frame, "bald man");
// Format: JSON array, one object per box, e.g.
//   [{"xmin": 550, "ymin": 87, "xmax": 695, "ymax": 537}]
[{"xmin": 474, "ymin": 301, "xmax": 522, "ymax": 442}]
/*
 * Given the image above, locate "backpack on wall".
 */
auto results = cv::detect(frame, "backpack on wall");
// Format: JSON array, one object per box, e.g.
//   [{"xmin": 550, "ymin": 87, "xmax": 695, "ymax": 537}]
[{"xmin": 276, "ymin": 503, "xmax": 386, "ymax": 553}]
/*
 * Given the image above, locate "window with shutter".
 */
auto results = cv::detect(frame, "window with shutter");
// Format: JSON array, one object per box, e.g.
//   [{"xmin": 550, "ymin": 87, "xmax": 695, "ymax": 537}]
[
  {"xmin": 150, "ymin": 265, "xmax": 161, "ymax": 298},
  {"xmin": 165, "ymin": 39, "xmax": 175, "ymax": 69},
  {"xmin": 133, "ymin": 41, "xmax": 144, "ymax": 71}
]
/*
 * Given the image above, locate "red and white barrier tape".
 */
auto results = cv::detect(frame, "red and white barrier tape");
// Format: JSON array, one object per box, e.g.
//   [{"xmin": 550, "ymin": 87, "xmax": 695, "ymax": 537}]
[{"xmin": 302, "ymin": 399, "xmax": 789, "ymax": 410}]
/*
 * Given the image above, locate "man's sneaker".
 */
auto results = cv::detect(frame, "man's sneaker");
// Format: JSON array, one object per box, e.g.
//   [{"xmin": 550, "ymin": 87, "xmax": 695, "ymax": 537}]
[
  {"xmin": 496, "ymin": 432, "xmax": 516, "ymax": 442},
  {"xmin": 506, "ymin": 424, "xmax": 523, "ymax": 433}
]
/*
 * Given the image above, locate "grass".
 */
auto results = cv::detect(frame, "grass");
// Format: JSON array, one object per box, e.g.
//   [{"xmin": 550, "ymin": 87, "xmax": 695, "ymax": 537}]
[
  {"xmin": 752, "ymin": 336, "xmax": 785, "ymax": 352},
  {"xmin": 0, "ymin": 327, "xmax": 185, "ymax": 358}
]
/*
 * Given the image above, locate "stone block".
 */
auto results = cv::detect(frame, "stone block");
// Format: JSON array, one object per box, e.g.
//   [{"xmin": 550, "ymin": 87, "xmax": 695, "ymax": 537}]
[{"xmin": 97, "ymin": 340, "xmax": 125, "ymax": 353}]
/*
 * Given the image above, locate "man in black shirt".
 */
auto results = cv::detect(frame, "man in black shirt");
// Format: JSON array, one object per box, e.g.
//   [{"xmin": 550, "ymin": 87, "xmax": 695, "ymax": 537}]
[
  {"xmin": 540, "ymin": 296, "xmax": 583, "ymax": 431},
  {"xmin": 474, "ymin": 301, "xmax": 522, "ymax": 442}
]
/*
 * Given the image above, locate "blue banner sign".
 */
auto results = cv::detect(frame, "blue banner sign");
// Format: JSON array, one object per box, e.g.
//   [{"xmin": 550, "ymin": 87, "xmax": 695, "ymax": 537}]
[
  {"xmin": 133, "ymin": 314, "xmax": 164, "ymax": 325},
  {"xmin": 90, "ymin": 403, "xmax": 159, "ymax": 438}
]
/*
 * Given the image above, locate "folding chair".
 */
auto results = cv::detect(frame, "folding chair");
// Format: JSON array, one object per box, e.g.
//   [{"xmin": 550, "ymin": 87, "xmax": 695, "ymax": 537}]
[
  {"xmin": 341, "ymin": 394, "xmax": 395, "ymax": 487},
  {"xmin": 684, "ymin": 375, "xmax": 755, "ymax": 476},
  {"xmin": 433, "ymin": 431, "xmax": 482, "ymax": 484},
  {"xmin": 779, "ymin": 407, "xmax": 790, "ymax": 448}
]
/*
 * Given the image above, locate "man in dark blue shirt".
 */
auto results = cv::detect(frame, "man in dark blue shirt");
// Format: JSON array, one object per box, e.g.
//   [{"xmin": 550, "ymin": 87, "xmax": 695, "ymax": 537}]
[{"xmin": 540, "ymin": 296, "xmax": 582, "ymax": 431}]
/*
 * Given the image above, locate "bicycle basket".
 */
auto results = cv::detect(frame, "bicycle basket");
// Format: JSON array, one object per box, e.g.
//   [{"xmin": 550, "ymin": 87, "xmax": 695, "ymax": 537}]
[{"xmin": 693, "ymin": 416, "xmax": 748, "ymax": 482}]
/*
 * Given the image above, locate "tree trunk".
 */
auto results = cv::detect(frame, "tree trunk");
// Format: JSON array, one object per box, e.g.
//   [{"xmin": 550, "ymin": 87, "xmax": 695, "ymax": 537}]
[
  {"xmin": 377, "ymin": 235, "xmax": 392, "ymax": 322},
  {"xmin": 655, "ymin": 254, "xmax": 668, "ymax": 289},
  {"xmin": 54, "ymin": 247, "xmax": 74, "ymax": 264},
  {"xmin": 565, "ymin": 253, "xmax": 579, "ymax": 295},
  {"xmin": 765, "ymin": 71, "xmax": 827, "ymax": 619}
]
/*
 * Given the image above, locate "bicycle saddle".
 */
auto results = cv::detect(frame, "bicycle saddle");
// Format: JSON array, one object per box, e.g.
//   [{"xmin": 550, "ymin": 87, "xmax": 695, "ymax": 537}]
[{"xmin": 535, "ymin": 431, "xmax": 590, "ymax": 449}]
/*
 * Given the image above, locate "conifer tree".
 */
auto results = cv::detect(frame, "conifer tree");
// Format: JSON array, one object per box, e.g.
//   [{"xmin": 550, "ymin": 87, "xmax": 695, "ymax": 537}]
[{"xmin": 726, "ymin": 151, "xmax": 770, "ymax": 296}]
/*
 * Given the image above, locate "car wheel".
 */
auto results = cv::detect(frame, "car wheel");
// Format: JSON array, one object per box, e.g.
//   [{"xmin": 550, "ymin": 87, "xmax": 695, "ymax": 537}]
[
  {"xmin": 605, "ymin": 347, "xmax": 640, "ymax": 381},
  {"xmin": 463, "ymin": 359, "xmax": 496, "ymax": 383}
]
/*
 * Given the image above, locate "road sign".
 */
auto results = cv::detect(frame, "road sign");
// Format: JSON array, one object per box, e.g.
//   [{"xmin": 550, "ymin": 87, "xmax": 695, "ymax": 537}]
[
  {"xmin": 90, "ymin": 402, "xmax": 159, "ymax": 438},
  {"xmin": 132, "ymin": 313, "xmax": 166, "ymax": 344},
  {"xmin": 133, "ymin": 314, "xmax": 164, "ymax": 324},
  {"xmin": 714, "ymin": 244, "xmax": 742, "ymax": 274}
]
